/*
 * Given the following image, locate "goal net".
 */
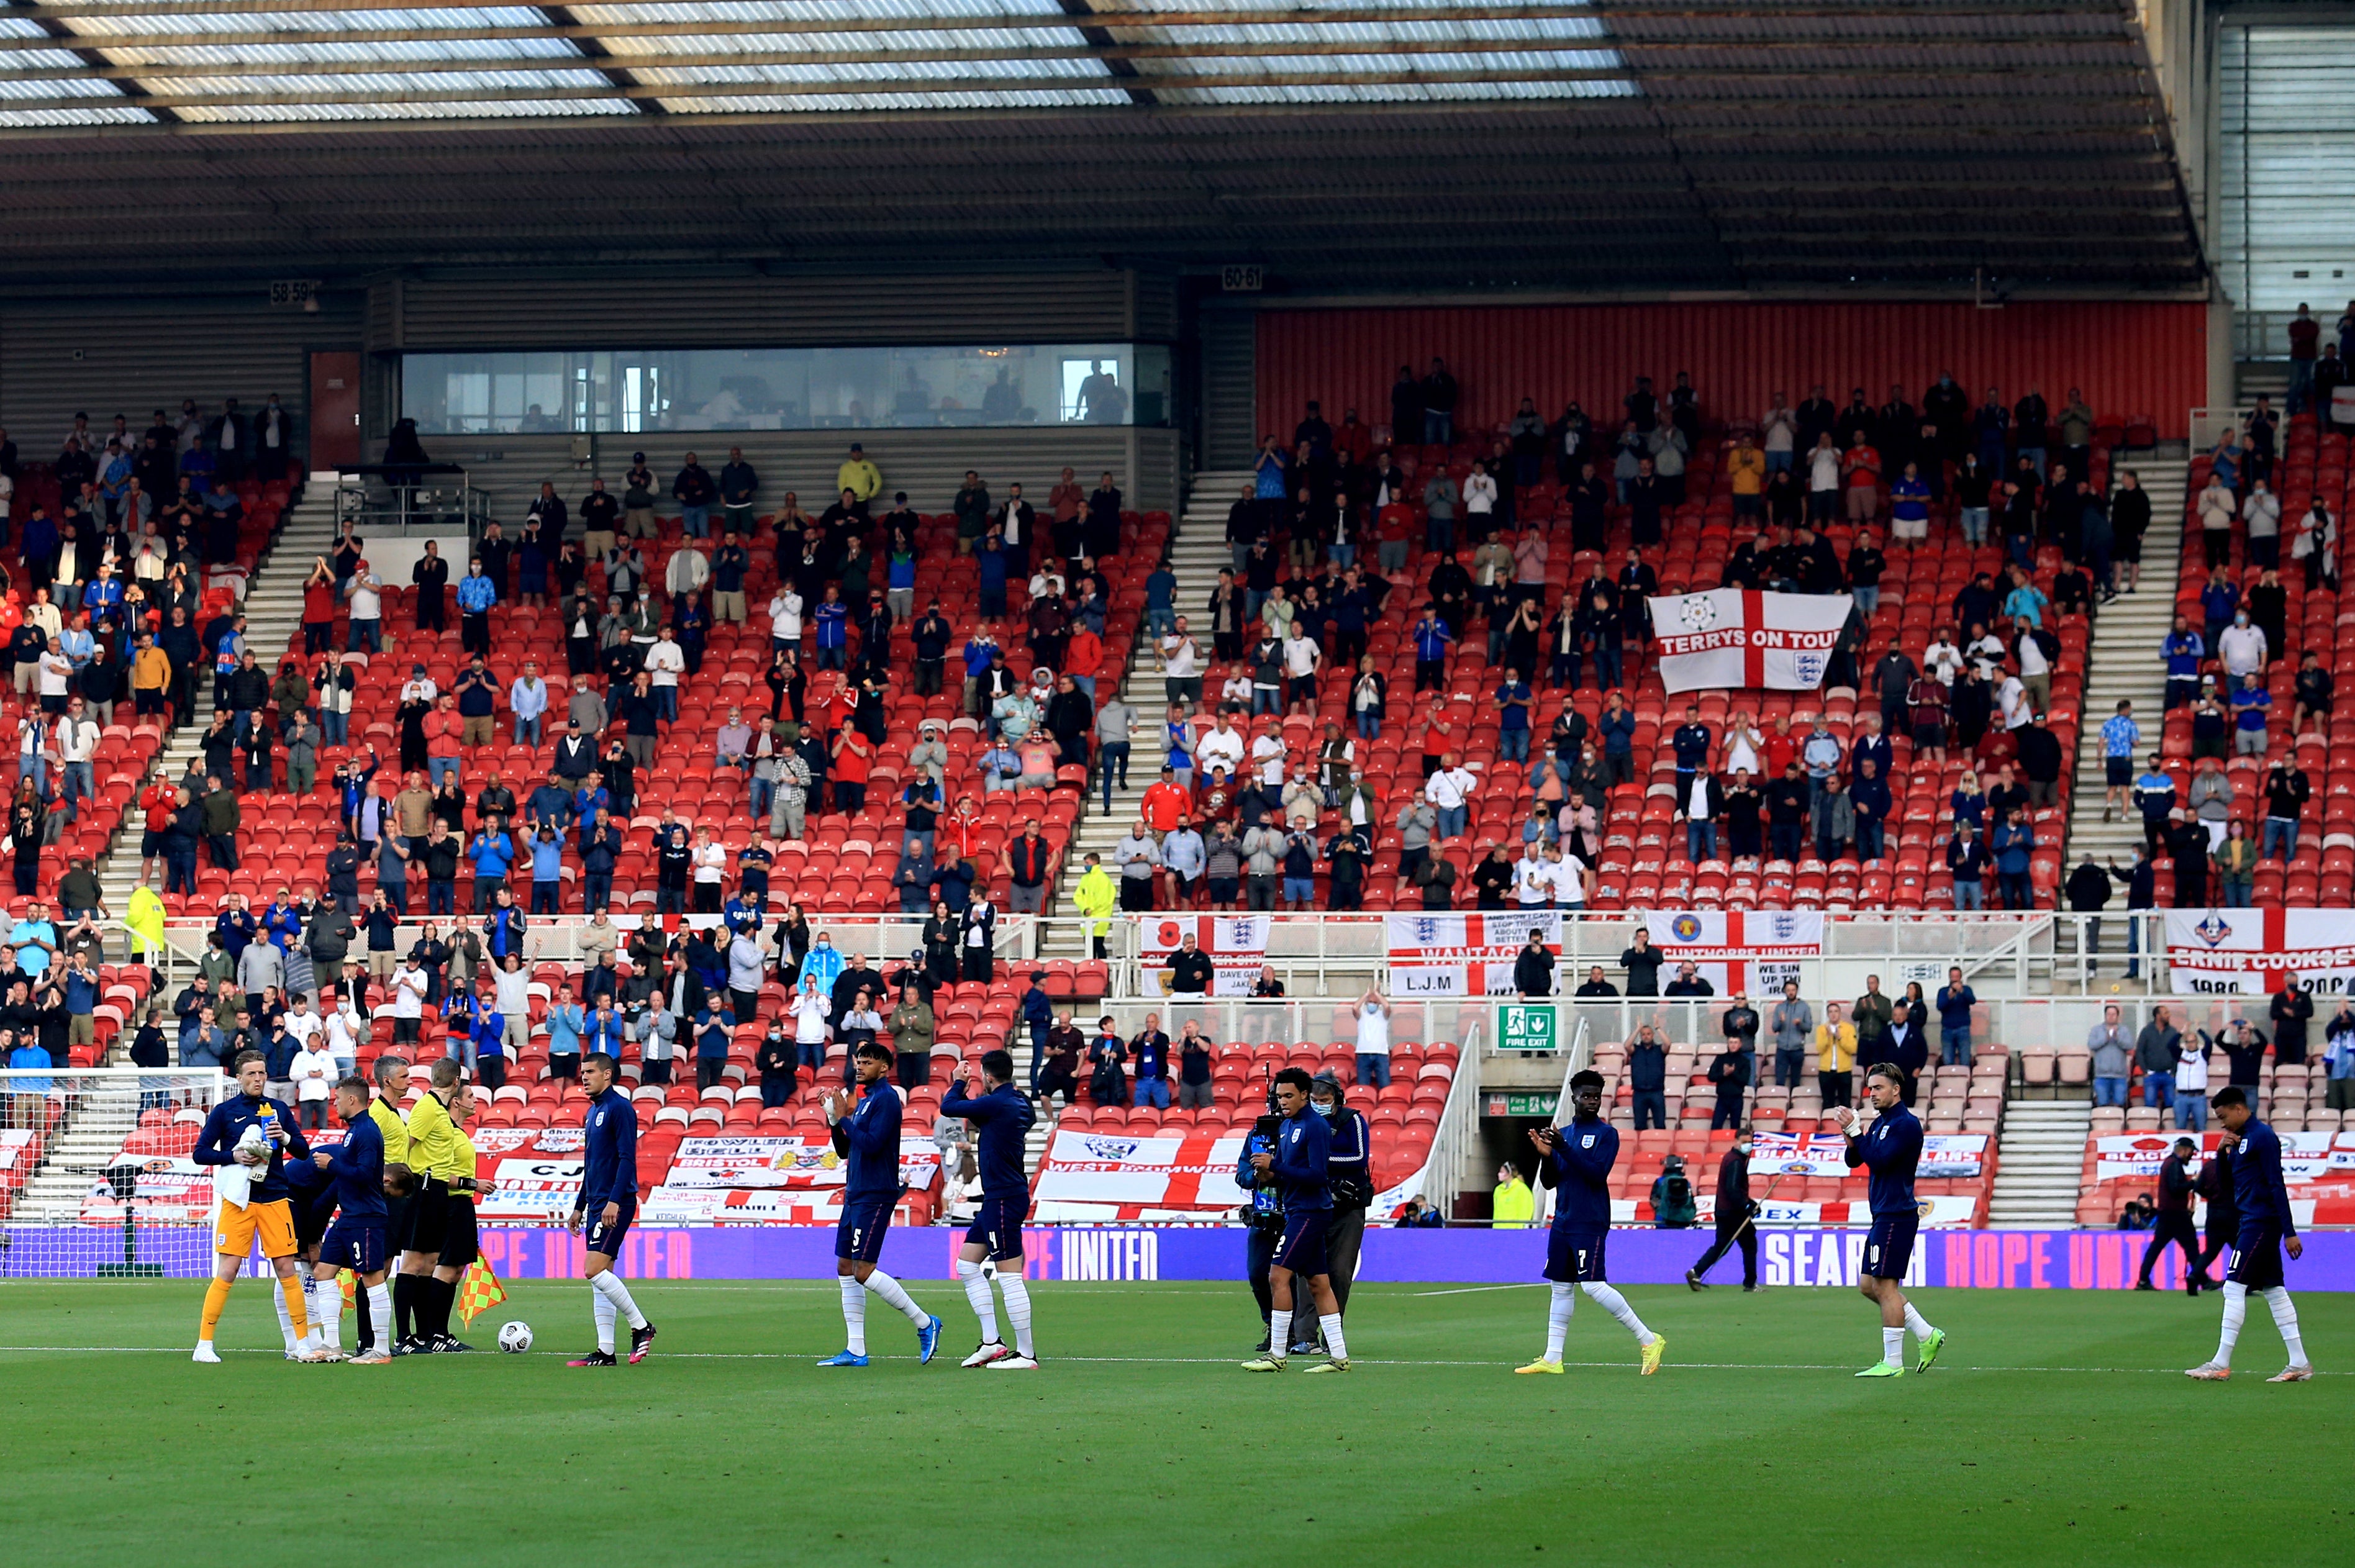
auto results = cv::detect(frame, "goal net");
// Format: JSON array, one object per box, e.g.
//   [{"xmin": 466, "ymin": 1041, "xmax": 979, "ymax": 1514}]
[{"xmin": 0, "ymin": 1069, "xmax": 231, "ymax": 1279}]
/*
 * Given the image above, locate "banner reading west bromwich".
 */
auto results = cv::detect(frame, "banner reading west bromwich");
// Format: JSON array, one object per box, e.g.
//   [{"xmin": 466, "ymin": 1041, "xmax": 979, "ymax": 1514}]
[
  {"xmin": 2164, "ymin": 908, "xmax": 2355, "ymax": 996},
  {"xmin": 1648, "ymin": 589, "xmax": 1853, "ymax": 694}
]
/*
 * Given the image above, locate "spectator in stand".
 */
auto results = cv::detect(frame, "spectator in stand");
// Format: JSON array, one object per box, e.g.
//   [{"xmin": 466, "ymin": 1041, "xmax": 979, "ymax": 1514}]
[
  {"xmin": 1946, "ymin": 819, "xmax": 1989, "ymax": 910},
  {"xmin": 2230, "ymin": 671, "xmax": 2271, "ymax": 757},
  {"xmin": 1991, "ymin": 807, "xmax": 2036, "ymax": 910},
  {"xmin": 1766, "ymin": 980, "xmax": 1811, "ymax": 1090},
  {"xmin": 1934, "ymin": 967, "xmax": 1976, "ymax": 1066},
  {"xmin": 2089, "ymin": 1005, "xmax": 2133, "ymax": 1107},
  {"xmin": 2261, "ymin": 756, "xmax": 2311, "ymax": 862}
]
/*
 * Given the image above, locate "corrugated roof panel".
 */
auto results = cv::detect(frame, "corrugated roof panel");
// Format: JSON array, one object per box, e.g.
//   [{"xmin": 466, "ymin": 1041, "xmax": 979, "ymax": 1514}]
[
  {"xmin": 655, "ymin": 87, "xmax": 1132, "ymax": 111},
  {"xmin": 147, "ymin": 67, "xmax": 622, "ymax": 96},
  {"xmin": 99, "ymin": 39, "xmax": 589, "ymax": 68},
  {"xmin": 59, "ymin": 7, "xmax": 564, "ymax": 41},
  {"xmin": 1156, "ymin": 79, "xmax": 1638, "ymax": 104},
  {"xmin": 633, "ymin": 57, "xmax": 1112, "ymax": 83},
  {"xmin": 1144, "ymin": 50, "xmax": 1622, "ymax": 76},
  {"xmin": 576, "ymin": 0, "xmax": 1076, "ymax": 23},
  {"xmin": 1125, "ymin": 17, "xmax": 1610, "ymax": 44},
  {"xmin": 175, "ymin": 96, "xmax": 638, "ymax": 123},
  {"xmin": 614, "ymin": 25, "xmax": 1086, "ymax": 53}
]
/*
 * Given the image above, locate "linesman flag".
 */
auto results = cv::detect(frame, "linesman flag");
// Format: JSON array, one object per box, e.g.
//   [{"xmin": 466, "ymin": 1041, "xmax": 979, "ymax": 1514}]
[
  {"xmin": 456, "ymin": 1259, "xmax": 509, "ymax": 1328},
  {"xmin": 1647, "ymin": 589, "xmax": 1854, "ymax": 694}
]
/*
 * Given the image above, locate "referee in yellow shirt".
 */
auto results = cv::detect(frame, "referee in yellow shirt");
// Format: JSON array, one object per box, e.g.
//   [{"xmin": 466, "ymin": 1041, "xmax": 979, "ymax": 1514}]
[
  {"xmin": 370, "ymin": 1054, "xmax": 418, "ymax": 1342},
  {"xmin": 428, "ymin": 1082, "xmax": 499, "ymax": 1352},
  {"xmin": 395, "ymin": 1058, "xmax": 466, "ymax": 1354}
]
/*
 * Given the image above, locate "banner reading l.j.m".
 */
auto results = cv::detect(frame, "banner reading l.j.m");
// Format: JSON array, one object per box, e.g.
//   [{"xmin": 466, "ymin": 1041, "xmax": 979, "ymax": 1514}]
[{"xmin": 13, "ymin": 1225, "xmax": 2352, "ymax": 1290}]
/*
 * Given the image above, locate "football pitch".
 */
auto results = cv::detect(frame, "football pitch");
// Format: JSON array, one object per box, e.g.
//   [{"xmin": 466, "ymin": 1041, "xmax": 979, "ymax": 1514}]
[{"xmin": 0, "ymin": 1278, "xmax": 2344, "ymax": 1567}]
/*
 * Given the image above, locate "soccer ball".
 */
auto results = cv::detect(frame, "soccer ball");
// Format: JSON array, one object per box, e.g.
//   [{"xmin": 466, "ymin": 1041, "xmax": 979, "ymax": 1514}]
[{"xmin": 497, "ymin": 1321, "xmax": 533, "ymax": 1354}]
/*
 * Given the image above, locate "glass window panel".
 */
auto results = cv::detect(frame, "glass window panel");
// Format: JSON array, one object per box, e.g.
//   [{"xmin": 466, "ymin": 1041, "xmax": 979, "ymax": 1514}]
[{"xmin": 401, "ymin": 343, "xmax": 1165, "ymax": 432}]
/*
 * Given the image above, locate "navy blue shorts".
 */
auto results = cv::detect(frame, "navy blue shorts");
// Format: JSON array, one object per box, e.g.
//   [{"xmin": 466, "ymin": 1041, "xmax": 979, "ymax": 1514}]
[
  {"xmin": 320, "ymin": 1220, "xmax": 388, "ymax": 1274},
  {"xmin": 1864, "ymin": 1212, "xmax": 1920, "ymax": 1280},
  {"xmin": 1276, "ymin": 1207, "xmax": 1330, "ymax": 1276},
  {"xmin": 583, "ymin": 1195, "xmax": 636, "ymax": 1261},
  {"xmin": 2227, "ymin": 1225, "xmax": 2285, "ymax": 1291},
  {"xmin": 837, "ymin": 1195, "xmax": 895, "ymax": 1264},
  {"xmin": 963, "ymin": 1193, "xmax": 1029, "ymax": 1262},
  {"xmin": 2105, "ymin": 756, "xmax": 2133, "ymax": 787},
  {"xmin": 1545, "ymin": 1225, "xmax": 1608, "ymax": 1284},
  {"xmin": 295, "ymin": 1187, "xmax": 338, "ymax": 1248}
]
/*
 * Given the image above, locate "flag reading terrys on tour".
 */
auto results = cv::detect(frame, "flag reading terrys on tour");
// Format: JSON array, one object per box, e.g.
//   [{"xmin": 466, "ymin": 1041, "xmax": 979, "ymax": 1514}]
[{"xmin": 1648, "ymin": 589, "xmax": 1854, "ymax": 694}]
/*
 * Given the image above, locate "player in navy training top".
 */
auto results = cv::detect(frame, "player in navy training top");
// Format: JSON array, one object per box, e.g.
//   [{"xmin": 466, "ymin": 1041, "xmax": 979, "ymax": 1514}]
[
  {"xmin": 1841, "ymin": 1061, "xmax": 1946, "ymax": 1377},
  {"xmin": 942, "ymin": 1048, "xmax": 1041, "ymax": 1368},
  {"xmin": 818, "ymin": 1041, "xmax": 943, "ymax": 1368},
  {"xmin": 2188, "ymin": 1085, "xmax": 2313, "ymax": 1382},
  {"xmin": 1241, "ymin": 1066, "xmax": 1351, "ymax": 1372},
  {"xmin": 1517, "ymin": 1069, "xmax": 1664, "ymax": 1376},
  {"xmin": 309, "ymin": 1076, "xmax": 394, "ymax": 1360},
  {"xmin": 566, "ymin": 1052, "xmax": 656, "ymax": 1367}
]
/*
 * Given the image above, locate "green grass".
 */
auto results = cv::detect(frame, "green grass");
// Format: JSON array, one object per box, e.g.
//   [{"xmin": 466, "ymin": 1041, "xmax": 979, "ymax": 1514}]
[{"xmin": 0, "ymin": 1277, "xmax": 2346, "ymax": 1566}]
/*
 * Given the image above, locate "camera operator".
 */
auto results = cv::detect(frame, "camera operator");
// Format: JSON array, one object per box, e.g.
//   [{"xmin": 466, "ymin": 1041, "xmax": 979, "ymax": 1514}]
[{"xmin": 1234, "ymin": 1090, "xmax": 1288, "ymax": 1354}]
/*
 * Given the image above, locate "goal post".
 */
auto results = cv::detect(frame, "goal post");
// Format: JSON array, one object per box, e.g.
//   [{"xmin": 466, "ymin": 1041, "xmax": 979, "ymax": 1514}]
[{"xmin": 0, "ymin": 1069, "xmax": 231, "ymax": 1280}]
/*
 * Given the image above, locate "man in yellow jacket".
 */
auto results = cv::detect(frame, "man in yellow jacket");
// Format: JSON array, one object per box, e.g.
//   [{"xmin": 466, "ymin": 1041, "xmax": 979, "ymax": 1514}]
[
  {"xmin": 835, "ymin": 443, "xmax": 882, "ymax": 507},
  {"xmin": 1069, "ymin": 851, "xmax": 1116, "ymax": 959},
  {"xmin": 1493, "ymin": 1161, "xmax": 1536, "ymax": 1228},
  {"xmin": 1815, "ymin": 999, "xmax": 1858, "ymax": 1110}
]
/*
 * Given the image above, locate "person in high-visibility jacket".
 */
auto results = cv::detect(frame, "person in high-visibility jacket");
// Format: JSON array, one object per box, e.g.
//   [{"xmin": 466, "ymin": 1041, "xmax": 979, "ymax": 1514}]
[
  {"xmin": 1068, "ymin": 851, "xmax": 1117, "ymax": 960},
  {"xmin": 1492, "ymin": 1161, "xmax": 1536, "ymax": 1228},
  {"xmin": 1815, "ymin": 1000, "xmax": 1859, "ymax": 1112}
]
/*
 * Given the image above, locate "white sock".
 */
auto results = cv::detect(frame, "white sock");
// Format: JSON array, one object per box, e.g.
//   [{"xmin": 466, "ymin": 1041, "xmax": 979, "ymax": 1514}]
[
  {"xmin": 591, "ymin": 1270, "xmax": 649, "ymax": 1331},
  {"xmin": 999, "ymin": 1274, "xmax": 1034, "ymax": 1359},
  {"xmin": 272, "ymin": 1277, "xmax": 296, "ymax": 1352},
  {"xmin": 1902, "ymin": 1303, "xmax": 1936, "ymax": 1342},
  {"xmin": 1581, "ymin": 1281, "xmax": 1654, "ymax": 1347},
  {"xmin": 366, "ymin": 1284, "xmax": 391, "ymax": 1354},
  {"xmin": 593, "ymin": 1289, "xmax": 617, "ymax": 1355},
  {"xmin": 957, "ymin": 1260, "xmax": 1001, "ymax": 1343},
  {"xmin": 1269, "ymin": 1307, "xmax": 1292, "ymax": 1355},
  {"xmin": 1882, "ymin": 1326, "xmax": 1905, "ymax": 1366},
  {"xmin": 2215, "ymin": 1281, "xmax": 2248, "ymax": 1367},
  {"xmin": 863, "ymin": 1269, "xmax": 930, "ymax": 1327},
  {"xmin": 314, "ymin": 1281, "xmax": 340, "ymax": 1351},
  {"xmin": 840, "ymin": 1276, "xmax": 868, "ymax": 1356},
  {"xmin": 2263, "ymin": 1287, "xmax": 2308, "ymax": 1367},
  {"xmin": 1319, "ymin": 1313, "xmax": 1348, "ymax": 1362},
  {"xmin": 1545, "ymin": 1283, "xmax": 1575, "ymax": 1362}
]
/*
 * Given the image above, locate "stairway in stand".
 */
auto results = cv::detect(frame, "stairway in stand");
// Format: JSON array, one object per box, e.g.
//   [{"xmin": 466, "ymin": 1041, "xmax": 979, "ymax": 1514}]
[
  {"xmin": 91, "ymin": 485, "xmax": 344, "ymax": 913},
  {"xmin": 1986, "ymin": 1099, "xmax": 2095, "ymax": 1225},
  {"xmin": 1011, "ymin": 471, "xmax": 1252, "ymax": 1179},
  {"xmin": 2061, "ymin": 445, "xmax": 2188, "ymax": 974}
]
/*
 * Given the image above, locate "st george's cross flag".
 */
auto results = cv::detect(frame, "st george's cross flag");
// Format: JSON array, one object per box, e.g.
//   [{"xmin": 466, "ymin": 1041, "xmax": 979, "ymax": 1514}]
[{"xmin": 1647, "ymin": 588, "xmax": 1854, "ymax": 694}]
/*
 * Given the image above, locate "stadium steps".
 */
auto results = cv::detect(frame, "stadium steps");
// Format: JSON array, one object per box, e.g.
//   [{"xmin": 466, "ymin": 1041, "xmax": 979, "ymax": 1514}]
[
  {"xmin": 2061, "ymin": 446, "xmax": 2189, "ymax": 907},
  {"xmin": 14, "ymin": 1079, "xmax": 140, "ymax": 1222},
  {"xmin": 91, "ymin": 488, "xmax": 341, "ymax": 915},
  {"xmin": 1051, "ymin": 469, "xmax": 1255, "ymax": 957},
  {"xmin": 1985, "ymin": 1097, "xmax": 2094, "ymax": 1225}
]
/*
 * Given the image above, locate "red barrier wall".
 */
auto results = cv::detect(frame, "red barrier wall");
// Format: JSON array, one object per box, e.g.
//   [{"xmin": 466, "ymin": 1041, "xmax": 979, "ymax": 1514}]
[{"xmin": 1255, "ymin": 301, "xmax": 2208, "ymax": 443}]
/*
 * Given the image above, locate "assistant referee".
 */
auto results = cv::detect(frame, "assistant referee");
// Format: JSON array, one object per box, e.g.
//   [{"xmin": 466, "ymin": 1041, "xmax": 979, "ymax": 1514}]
[{"xmin": 394, "ymin": 1057, "xmax": 465, "ymax": 1354}]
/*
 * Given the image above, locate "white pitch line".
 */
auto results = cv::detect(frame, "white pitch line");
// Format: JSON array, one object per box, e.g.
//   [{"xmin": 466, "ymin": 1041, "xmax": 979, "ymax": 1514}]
[
  {"xmin": 1412, "ymin": 1283, "xmax": 1548, "ymax": 1297},
  {"xmin": 0, "ymin": 1344, "xmax": 2338, "ymax": 1375}
]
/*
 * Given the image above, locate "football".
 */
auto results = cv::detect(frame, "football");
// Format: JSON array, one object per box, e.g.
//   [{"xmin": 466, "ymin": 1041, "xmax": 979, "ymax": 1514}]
[{"xmin": 497, "ymin": 1321, "xmax": 533, "ymax": 1354}]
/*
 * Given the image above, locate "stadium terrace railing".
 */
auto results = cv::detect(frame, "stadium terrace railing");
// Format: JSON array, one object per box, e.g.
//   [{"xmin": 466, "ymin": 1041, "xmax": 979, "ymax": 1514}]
[{"xmin": 145, "ymin": 909, "xmax": 2167, "ymax": 1002}]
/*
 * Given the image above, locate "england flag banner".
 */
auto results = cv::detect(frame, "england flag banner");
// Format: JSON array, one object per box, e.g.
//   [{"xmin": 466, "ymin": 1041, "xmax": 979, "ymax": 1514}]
[
  {"xmin": 1031, "ymin": 1128, "xmax": 1249, "ymax": 1219},
  {"xmin": 1648, "ymin": 589, "xmax": 1853, "ymax": 695},
  {"xmin": 1386, "ymin": 911, "xmax": 1561, "ymax": 997},
  {"xmin": 1645, "ymin": 909, "xmax": 1824, "ymax": 994},
  {"xmin": 2164, "ymin": 908, "xmax": 2355, "ymax": 995},
  {"xmin": 1138, "ymin": 913, "xmax": 1271, "ymax": 997}
]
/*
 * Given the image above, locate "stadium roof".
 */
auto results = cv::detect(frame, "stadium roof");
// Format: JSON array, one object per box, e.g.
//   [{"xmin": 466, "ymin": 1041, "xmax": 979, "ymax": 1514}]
[{"xmin": 0, "ymin": 0, "xmax": 2209, "ymax": 292}]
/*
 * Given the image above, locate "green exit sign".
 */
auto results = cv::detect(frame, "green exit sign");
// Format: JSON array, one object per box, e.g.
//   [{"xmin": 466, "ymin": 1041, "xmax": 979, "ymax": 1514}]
[
  {"xmin": 1483, "ymin": 1090, "xmax": 1561, "ymax": 1118},
  {"xmin": 1499, "ymin": 1004, "xmax": 1559, "ymax": 1053}
]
